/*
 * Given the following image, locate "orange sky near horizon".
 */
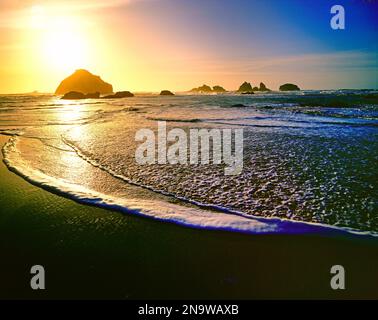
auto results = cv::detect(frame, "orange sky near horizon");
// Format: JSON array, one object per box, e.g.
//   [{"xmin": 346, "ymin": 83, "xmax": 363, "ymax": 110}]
[
  {"xmin": 0, "ymin": 0, "xmax": 222, "ymax": 93},
  {"xmin": 0, "ymin": 0, "xmax": 376, "ymax": 94}
]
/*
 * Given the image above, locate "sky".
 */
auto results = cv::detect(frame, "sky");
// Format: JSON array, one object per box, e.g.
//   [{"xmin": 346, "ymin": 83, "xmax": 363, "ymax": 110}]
[{"xmin": 0, "ymin": 0, "xmax": 377, "ymax": 93}]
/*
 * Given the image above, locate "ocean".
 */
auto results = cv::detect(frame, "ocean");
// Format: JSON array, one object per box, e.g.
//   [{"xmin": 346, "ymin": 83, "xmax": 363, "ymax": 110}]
[{"xmin": 1, "ymin": 90, "xmax": 377, "ymax": 236}]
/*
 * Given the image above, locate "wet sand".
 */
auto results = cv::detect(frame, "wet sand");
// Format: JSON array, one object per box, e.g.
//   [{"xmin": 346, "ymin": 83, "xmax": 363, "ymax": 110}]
[{"xmin": 0, "ymin": 134, "xmax": 377, "ymax": 299}]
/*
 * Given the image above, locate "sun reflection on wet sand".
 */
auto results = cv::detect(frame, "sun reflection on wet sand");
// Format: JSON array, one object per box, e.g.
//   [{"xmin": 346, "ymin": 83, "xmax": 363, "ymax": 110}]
[
  {"xmin": 58, "ymin": 144, "xmax": 93, "ymax": 183},
  {"xmin": 49, "ymin": 100, "xmax": 96, "ymax": 183},
  {"xmin": 57, "ymin": 102, "xmax": 86, "ymax": 123}
]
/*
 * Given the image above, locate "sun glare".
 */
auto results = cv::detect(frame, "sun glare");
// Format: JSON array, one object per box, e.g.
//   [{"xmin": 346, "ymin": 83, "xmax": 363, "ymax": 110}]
[
  {"xmin": 30, "ymin": 5, "xmax": 90, "ymax": 74},
  {"xmin": 42, "ymin": 29, "xmax": 88, "ymax": 73}
]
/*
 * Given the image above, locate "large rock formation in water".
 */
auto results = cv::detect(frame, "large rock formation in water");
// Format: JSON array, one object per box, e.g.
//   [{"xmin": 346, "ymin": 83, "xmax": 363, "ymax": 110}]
[
  {"xmin": 279, "ymin": 83, "xmax": 300, "ymax": 91},
  {"xmin": 55, "ymin": 69, "xmax": 113, "ymax": 95}
]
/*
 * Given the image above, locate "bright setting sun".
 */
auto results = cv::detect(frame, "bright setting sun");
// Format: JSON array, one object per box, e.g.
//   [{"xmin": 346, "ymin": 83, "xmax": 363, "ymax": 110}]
[{"xmin": 30, "ymin": 5, "xmax": 90, "ymax": 74}]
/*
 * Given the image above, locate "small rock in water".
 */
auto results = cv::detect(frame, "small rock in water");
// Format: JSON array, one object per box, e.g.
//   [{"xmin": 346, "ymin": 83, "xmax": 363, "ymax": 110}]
[
  {"xmin": 61, "ymin": 91, "xmax": 101, "ymax": 100},
  {"xmin": 160, "ymin": 90, "xmax": 175, "ymax": 96},
  {"xmin": 102, "ymin": 91, "xmax": 134, "ymax": 99}
]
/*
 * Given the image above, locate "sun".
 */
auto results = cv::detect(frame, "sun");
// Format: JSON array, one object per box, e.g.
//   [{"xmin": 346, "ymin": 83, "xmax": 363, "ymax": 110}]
[
  {"xmin": 42, "ymin": 28, "xmax": 88, "ymax": 73},
  {"xmin": 30, "ymin": 5, "xmax": 90, "ymax": 74}
]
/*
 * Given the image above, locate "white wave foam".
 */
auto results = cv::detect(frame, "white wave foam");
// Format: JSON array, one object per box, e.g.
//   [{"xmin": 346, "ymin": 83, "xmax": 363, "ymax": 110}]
[{"xmin": 3, "ymin": 136, "xmax": 375, "ymax": 237}]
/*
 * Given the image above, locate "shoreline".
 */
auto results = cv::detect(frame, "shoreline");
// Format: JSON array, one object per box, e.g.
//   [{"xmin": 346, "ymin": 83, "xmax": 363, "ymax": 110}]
[
  {"xmin": 0, "ymin": 134, "xmax": 378, "ymax": 299},
  {"xmin": 5, "ymin": 134, "xmax": 377, "ymax": 238}
]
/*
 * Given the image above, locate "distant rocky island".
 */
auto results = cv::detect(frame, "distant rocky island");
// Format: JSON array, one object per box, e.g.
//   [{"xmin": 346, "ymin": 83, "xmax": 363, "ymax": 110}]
[
  {"xmin": 55, "ymin": 69, "xmax": 113, "ymax": 95},
  {"xmin": 212, "ymin": 85, "xmax": 226, "ymax": 93},
  {"xmin": 237, "ymin": 81, "xmax": 271, "ymax": 93},
  {"xmin": 237, "ymin": 82, "xmax": 254, "ymax": 94},
  {"xmin": 190, "ymin": 84, "xmax": 226, "ymax": 93},
  {"xmin": 160, "ymin": 90, "xmax": 175, "ymax": 96},
  {"xmin": 256, "ymin": 82, "xmax": 270, "ymax": 92},
  {"xmin": 188, "ymin": 81, "xmax": 281, "ymax": 94},
  {"xmin": 279, "ymin": 83, "xmax": 301, "ymax": 91}
]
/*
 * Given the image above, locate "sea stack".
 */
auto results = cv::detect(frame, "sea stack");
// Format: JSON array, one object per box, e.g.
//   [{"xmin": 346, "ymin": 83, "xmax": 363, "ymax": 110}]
[
  {"xmin": 190, "ymin": 84, "xmax": 213, "ymax": 93},
  {"xmin": 160, "ymin": 90, "xmax": 175, "ymax": 96},
  {"xmin": 212, "ymin": 85, "xmax": 226, "ymax": 93},
  {"xmin": 102, "ymin": 91, "xmax": 134, "ymax": 98},
  {"xmin": 237, "ymin": 82, "xmax": 253, "ymax": 93},
  {"xmin": 279, "ymin": 83, "xmax": 300, "ymax": 91},
  {"xmin": 61, "ymin": 91, "xmax": 100, "ymax": 100},
  {"xmin": 55, "ymin": 69, "xmax": 113, "ymax": 95},
  {"xmin": 259, "ymin": 82, "xmax": 271, "ymax": 91}
]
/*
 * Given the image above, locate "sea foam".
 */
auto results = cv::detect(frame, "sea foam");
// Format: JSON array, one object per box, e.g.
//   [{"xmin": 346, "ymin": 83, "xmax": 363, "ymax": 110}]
[{"xmin": 2, "ymin": 136, "xmax": 376, "ymax": 237}]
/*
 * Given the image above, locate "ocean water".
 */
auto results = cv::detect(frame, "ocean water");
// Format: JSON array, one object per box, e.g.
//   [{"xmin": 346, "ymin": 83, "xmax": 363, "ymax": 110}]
[{"xmin": 1, "ymin": 90, "xmax": 377, "ymax": 235}]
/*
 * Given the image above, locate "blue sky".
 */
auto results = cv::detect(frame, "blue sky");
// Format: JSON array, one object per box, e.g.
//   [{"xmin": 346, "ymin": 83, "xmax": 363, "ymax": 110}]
[{"xmin": 113, "ymin": 0, "xmax": 377, "ymax": 89}]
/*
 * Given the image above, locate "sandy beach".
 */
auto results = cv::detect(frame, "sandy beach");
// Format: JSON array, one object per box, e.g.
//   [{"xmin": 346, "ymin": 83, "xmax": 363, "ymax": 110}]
[{"xmin": 1, "ymin": 134, "xmax": 377, "ymax": 299}]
